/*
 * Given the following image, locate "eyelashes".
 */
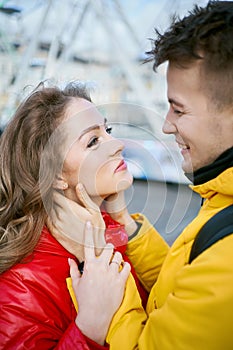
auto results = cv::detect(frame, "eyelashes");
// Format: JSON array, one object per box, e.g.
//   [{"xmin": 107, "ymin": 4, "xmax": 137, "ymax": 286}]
[
  {"xmin": 87, "ymin": 126, "xmax": 112, "ymax": 148},
  {"xmin": 87, "ymin": 137, "xmax": 99, "ymax": 148},
  {"xmin": 174, "ymin": 109, "xmax": 184, "ymax": 116},
  {"xmin": 105, "ymin": 126, "xmax": 112, "ymax": 134}
]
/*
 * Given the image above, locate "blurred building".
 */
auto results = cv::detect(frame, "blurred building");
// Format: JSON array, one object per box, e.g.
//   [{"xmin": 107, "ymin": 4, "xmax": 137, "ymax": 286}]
[{"xmin": 0, "ymin": 0, "xmax": 208, "ymax": 183}]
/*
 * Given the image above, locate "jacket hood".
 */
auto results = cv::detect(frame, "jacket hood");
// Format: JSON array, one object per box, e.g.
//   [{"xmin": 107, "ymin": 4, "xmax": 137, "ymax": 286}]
[{"xmin": 191, "ymin": 167, "xmax": 233, "ymax": 199}]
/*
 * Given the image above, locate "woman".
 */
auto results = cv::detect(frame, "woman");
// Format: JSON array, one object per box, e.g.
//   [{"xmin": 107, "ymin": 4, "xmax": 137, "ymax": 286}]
[
  {"xmin": 0, "ymin": 83, "xmax": 146, "ymax": 350},
  {"xmin": 0, "ymin": 81, "xmax": 168, "ymax": 349}
]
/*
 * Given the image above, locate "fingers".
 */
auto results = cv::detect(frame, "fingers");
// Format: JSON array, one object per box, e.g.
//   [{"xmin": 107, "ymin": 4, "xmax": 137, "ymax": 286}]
[
  {"xmin": 53, "ymin": 190, "xmax": 66, "ymax": 209},
  {"xmin": 82, "ymin": 222, "xmax": 129, "ymax": 283},
  {"xmin": 76, "ymin": 183, "xmax": 98, "ymax": 212},
  {"xmin": 119, "ymin": 261, "xmax": 131, "ymax": 283},
  {"xmin": 83, "ymin": 220, "xmax": 113, "ymax": 260},
  {"xmin": 68, "ymin": 258, "xmax": 81, "ymax": 286},
  {"xmin": 83, "ymin": 221, "xmax": 99, "ymax": 260},
  {"xmin": 109, "ymin": 251, "xmax": 123, "ymax": 268},
  {"xmin": 109, "ymin": 252, "xmax": 131, "ymax": 284},
  {"xmin": 52, "ymin": 188, "xmax": 88, "ymax": 227}
]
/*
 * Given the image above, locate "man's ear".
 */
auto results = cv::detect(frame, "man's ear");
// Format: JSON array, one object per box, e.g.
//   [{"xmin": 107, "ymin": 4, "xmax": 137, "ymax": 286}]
[{"xmin": 53, "ymin": 175, "xmax": 68, "ymax": 190}]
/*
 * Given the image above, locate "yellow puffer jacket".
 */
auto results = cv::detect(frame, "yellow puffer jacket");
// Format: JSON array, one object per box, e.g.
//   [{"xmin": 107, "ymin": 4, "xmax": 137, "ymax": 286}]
[
  {"xmin": 127, "ymin": 167, "xmax": 233, "ymax": 350},
  {"xmin": 68, "ymin": 168, "xmax": 233, "ymax": 349}
]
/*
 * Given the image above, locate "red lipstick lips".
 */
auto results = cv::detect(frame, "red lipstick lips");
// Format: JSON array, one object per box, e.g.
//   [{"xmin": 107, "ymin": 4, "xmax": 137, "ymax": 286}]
[{"xmin": 115, "ymin": 159, "xmax": 127, "ymax": 172}]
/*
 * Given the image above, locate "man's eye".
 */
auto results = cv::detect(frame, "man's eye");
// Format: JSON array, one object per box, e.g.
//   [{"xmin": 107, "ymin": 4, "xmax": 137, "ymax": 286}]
[
  {"xmin": 106, "ymin": 126, "xmax": 112, "ymax": 134},
  {"xmin": 87, "ymin": 137, "xmax": 99, "ymax": 148},
  {"xmin": 174, "ymin": 109, "xmax": 183, "ymax": 116}
]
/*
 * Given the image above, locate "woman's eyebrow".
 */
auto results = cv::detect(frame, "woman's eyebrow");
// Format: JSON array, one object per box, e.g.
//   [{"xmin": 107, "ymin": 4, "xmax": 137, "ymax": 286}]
[
  {"xmin": 78, "ymin": 125, "xmax": 100, "ymax": 140},
  {"xmin": 78, "ymin": 118, "xmax": 108, "ymax": 140}
]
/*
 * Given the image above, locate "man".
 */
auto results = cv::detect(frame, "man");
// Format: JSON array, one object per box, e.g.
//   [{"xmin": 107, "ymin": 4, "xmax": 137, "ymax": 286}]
[
  {"xmin": 57, "ymin": 1, "xmax": 233, "ymax": 349},
  {"xmin": 128, "ymin": 1, "xmax": 233, "ymax": 348}
]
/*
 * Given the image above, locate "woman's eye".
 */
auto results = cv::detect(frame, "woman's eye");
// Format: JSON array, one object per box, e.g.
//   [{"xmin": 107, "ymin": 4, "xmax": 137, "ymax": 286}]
[
  {"xmin": 87, "ymin": 137, "xmax": 99, "ymax": 148},
  {"xmin": 87, "ymin": 126, "xmax": 112, "ymax": 148},
  {"xmin": 106, "ymin": 126, "xmax": 112, "ymax": 134}
]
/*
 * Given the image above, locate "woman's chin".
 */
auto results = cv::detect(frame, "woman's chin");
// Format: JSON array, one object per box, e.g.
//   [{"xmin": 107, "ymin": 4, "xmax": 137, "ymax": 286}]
[{"xmin": 116, "ymin": 176, "xmax": 133, "ymax": 191}]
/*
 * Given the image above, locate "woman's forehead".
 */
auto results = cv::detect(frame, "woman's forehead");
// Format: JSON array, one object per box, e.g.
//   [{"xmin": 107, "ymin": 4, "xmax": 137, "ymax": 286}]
[
  {"xmin": 65, "ymin": 98, "xmax": 104, "ymax": 128},
  {"xmin": 60, "ymin": 100, "xmax": 105, "ymax": 149}
]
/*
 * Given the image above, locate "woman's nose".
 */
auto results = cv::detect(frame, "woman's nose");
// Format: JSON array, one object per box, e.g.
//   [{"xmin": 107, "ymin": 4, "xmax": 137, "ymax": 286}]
[{"xmin": 106, "ymin": 135, "xmax": 124, "ymax": 157}]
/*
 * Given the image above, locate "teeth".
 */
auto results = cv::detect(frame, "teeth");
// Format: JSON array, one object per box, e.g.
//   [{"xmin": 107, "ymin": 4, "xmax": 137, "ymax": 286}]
[{"xmin": 179, "ymin": 144, "xmax": 189, "ymax": 150}]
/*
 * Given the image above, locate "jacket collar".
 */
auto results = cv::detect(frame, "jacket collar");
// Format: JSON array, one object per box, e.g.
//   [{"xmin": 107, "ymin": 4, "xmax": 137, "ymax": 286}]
[
  {"xmin": 190, "ymin": 167, "xmax": 233, "ymax": 199},
  {"xmin": 35, "ymin": 226, "xmax": 76, "ymax": 259},
  {"xmin": 185, "ymin": 146, "xmax": 233, "ymax": 185}
]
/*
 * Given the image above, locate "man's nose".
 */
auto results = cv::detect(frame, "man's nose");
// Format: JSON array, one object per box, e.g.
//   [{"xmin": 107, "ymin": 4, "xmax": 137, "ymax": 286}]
[{"xmin": 162, "ymin": 109, "xmax": 177, "ymax": 135}]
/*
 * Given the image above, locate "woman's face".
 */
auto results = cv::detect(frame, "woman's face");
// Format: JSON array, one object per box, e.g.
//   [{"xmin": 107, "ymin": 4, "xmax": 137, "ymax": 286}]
[{"xmin": 60, "ymin": 98, "xmax": 133, "ymax": 204}]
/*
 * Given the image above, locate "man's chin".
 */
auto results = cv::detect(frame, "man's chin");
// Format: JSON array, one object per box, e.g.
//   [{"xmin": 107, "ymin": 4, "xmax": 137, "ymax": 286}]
[{"xmin": 182, "ymin": 161, "xmax": 194, "ymax": 175}]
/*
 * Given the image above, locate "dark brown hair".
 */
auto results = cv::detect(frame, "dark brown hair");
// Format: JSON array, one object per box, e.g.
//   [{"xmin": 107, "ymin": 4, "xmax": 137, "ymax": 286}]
[
  {"xmin": 0, "ymin": 81, "xmax": 91, "ymax": 274},
  {"xmin": 146, "ymin": 1, "xmax": 233, "ymax": 111}
]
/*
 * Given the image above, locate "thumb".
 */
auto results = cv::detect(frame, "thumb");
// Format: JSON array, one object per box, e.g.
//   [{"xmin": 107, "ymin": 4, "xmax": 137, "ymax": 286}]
[{"xmin": 76, "ymin": 183, "xmax": 98, "ymax": 212}]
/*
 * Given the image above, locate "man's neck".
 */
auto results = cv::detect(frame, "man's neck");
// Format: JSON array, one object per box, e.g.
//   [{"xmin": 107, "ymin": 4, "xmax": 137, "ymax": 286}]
[{"xmin": 185, "ymin": 146, "xmax": 233, "ymax": 185}]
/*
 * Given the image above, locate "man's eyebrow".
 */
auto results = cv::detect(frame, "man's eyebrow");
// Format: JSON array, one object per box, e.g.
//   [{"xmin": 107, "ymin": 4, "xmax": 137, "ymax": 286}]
[
  {"xmin": 78, "ymin": 118, "xmax": 108, "ymax": 140},
  {"xmin": 168, "ymin": 98, "xmax": 184, "ymax": 108}
]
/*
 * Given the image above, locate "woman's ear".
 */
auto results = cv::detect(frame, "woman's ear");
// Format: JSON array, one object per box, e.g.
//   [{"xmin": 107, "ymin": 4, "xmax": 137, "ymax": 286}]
[{"xmin": 53, "ymin": 175, "xmax": 68, "ymax": 190}]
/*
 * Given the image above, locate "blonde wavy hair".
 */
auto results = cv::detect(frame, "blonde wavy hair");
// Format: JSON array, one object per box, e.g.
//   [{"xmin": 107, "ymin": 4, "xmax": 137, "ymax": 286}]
[{"xmin": 0, "ymin": 81, "xmax": 91, "ymax": 274}]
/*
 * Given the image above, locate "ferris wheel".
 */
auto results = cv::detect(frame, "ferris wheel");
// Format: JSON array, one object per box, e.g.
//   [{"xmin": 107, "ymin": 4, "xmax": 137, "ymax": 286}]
[{"xmin": 0, "ymin": 0, "xmax": 207, "ymax": 129}]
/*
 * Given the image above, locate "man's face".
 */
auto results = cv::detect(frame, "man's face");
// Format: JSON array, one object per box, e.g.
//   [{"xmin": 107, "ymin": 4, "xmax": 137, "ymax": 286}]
[{"xmin": 162, "ymin": 62, "xmax": 233, "ymax": 173}]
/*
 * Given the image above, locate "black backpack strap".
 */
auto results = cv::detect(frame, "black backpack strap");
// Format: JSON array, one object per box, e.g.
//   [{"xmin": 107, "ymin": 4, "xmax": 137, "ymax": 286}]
[{"xmin": 189, "ymin": 204, "xmax": 233, "ymax": 263}]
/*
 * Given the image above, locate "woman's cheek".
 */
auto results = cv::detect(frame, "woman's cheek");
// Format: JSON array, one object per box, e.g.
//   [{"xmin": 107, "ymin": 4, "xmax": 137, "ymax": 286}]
[
  {"xmin": 75, "ymin": 149, "xmax": 112, "ymax": 195},
  {"xmin": 77, "ymin": 160, "xmax": 101, "ymax": 195}
]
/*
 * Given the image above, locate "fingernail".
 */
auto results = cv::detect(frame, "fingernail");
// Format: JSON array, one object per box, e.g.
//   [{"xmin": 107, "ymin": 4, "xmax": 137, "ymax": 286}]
[
  {"xmin": 68, "ymin": 258, "xmax": 71, "ymax": 266},
  {"xmin": 77, "ymin": 183, "xmax": 83, "ymax": 190},
  {"xmin": 107, "ymin": 243, "xmax": 114, "ymax": 250},
  {"xmin": 86, "ymin": 220, "xmax": 92, "ymax": 228}
]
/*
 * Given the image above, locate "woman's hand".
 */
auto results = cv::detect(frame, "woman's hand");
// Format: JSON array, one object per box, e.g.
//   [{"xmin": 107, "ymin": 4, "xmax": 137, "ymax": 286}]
[
  {"xmin": 103, "ymin": 191, "xmax": 137, "ymax": 237},
  {"xmin": 70, "ymin": 221, "xmax": 131, "ymax": 345},
  {"xmin": 47, "ymin": 184, "xmax": 106, "ymax": 258}
]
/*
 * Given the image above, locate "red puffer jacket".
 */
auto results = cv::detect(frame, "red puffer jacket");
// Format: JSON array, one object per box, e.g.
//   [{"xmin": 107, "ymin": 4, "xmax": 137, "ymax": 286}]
[
  {"xmin": 0, "ymin": 226, "xmax": 108, "ymax": 350},
  {"xmin": 0, "ymin": 214, "xmax": 147, "ymax": 349}
]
